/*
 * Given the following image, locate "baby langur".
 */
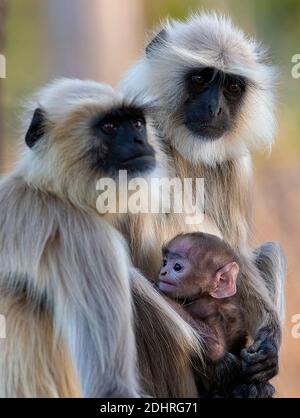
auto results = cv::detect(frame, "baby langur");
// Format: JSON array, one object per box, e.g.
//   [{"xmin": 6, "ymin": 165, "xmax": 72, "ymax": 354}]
[{"xmin": 158, "ymin": 233, "xmax": 275, "ymax": 398}]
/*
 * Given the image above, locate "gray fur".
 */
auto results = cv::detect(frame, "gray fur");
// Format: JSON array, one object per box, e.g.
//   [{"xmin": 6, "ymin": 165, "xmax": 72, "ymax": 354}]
[{"xmin": 120, "ymin": 11, "xmax": 285, "ymax": 353}]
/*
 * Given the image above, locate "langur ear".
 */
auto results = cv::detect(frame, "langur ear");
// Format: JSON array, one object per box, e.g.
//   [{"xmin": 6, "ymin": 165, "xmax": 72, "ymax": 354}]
[
  {"xmin": 145, "ymin": 29, "xmax": 168, "ymax": 56},
  {"xmin": 25, "ymin": 108, "xmax": 46, "ymax": 149},
  {"xmin": 209, "ymin": 262, "xmax": 239, "ymax": 299}
]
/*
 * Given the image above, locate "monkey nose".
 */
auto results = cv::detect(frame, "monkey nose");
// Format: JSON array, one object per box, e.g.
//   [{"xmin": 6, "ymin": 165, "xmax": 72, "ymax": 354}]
[
  {"xmin": 208, "ymin": 104, "xmax": 222, "ymax": 118},
  {"xmin": 160, "ymin": 271, "xmax": 167, "ymax": 276}
]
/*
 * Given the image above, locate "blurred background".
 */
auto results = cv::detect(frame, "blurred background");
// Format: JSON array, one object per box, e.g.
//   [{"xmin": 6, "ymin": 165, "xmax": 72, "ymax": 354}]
[{"xmin": 0, "ymin": 0, "xmax": 299, "ymax": 397}]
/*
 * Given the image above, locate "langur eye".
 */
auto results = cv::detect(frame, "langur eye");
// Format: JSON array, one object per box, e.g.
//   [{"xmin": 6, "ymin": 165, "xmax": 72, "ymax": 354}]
[
  {"xmin": 226, "ymin": 83, "xmax": 242, "ymax": 96},
  {"xmin": 132, "ymin": 119, "xmax": 145, "ymax": 130},
  {"xmin": 162, "ymin": 259, "xmax": 167, "ymax": 267},
  {"xmin": 191, "ymin": 75, "xmax": 205, "ymax": 86},
  {"xmin": 100, "ymin": 121, "xmax": 118, "ymax": 135},
  {"xmin": 174, "ymin": 263, "xmax": 183, "ymax": 272}
]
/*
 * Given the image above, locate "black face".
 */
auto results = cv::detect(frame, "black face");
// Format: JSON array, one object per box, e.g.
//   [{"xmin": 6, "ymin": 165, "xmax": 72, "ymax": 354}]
[
  {"xmin": 91, "ymin": 106, "xmax": 156, "ymax": 176},
  {"xmin": 183, "ymin": 67, "xmax": 246, "ymax": 141}
]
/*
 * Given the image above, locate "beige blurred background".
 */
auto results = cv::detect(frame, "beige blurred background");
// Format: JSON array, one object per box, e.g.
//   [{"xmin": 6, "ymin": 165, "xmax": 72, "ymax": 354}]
[{"xmin": 0, "ymin": 0, "xmax": 299, "ymax": 397}]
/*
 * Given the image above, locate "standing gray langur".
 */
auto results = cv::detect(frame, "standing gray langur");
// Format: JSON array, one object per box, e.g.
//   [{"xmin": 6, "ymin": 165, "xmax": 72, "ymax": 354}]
[
  {"xmin": 120, "ymin": 12, "xmax": 286, "ymax": 391},
  {"xmin": 0, "ymin": 78, "xmax": 201, "ymax": 397}
]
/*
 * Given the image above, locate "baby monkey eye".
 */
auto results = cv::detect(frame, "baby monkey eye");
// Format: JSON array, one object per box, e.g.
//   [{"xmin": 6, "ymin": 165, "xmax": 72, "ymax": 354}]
[
  {"xmin": 100, "ymin": 121, "xmax": 118, "ymax": 135},
  {"xmin": 162, "ymin": 259, "xmax": 167, "ymax": 267},
  {"xmin": 132, "ymin": 119, "xmax": 145, "ymax": 130},
  {"xmin": 173, "ymin": 263, "xmax": 183, "ymax": 272}
]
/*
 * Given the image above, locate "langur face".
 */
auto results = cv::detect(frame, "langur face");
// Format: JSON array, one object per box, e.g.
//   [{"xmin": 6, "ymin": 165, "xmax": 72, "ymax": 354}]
[
  {"xmin": 89, "ymin": 106, "xmax": 156, "ymax": 176},
  {"xmin": 158, "ymin": 240, "xmax": 206, "ymax": 298},
  {"xmin": 183, "ymin": 67, "xmax": 246, "ymax": 141},
  {"xmin": 125, "ymin": 13, "xmax": 276, "ymax": 163},
  {"xmin": 158, "ymin": 234, "xmax": 239, "ymax": 300},
  {"xmin": 25, "ymin": 104, "xmax": 157, "ymax": 180}
]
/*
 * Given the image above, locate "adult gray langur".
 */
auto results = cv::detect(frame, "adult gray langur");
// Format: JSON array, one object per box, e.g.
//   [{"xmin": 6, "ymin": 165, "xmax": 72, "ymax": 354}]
[
  {"xmin": 120, "ymin": 12, "xmax": 286, "ymax": 389},
  {"xmin": 0, "ymin": 78, "xmax": 201, "ymax": 397}
]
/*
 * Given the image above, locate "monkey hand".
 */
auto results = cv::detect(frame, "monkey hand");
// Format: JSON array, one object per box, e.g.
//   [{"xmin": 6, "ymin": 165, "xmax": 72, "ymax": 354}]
[
  {"xmin": 240, "ymin": 332, "xmax": 279, "ymax": 383},
  {"xmin": 232, "ymin": 382, "xmax": 275, "ymax": 398}
]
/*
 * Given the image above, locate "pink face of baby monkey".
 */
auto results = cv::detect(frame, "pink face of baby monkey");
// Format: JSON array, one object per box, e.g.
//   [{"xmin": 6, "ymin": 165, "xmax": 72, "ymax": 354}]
[
  {"xmin": 158, "ymin": 235, "xmax": 240, "ymax": 300},
  {"xmin": 159, "ymin": 251, "xmax": 192, "ymax": 296}
]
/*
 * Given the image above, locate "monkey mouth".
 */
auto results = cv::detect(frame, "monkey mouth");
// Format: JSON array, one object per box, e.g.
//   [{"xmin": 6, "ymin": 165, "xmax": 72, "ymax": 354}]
[
  {"xmin": 121, "ymin": 153, "xmax": 154, "ymax": 164},
  {"xmin": 158, "ymin": 279, "xmax": 177, "ymax": 293},
  {"xmin": 119, "ymin": 154, "xmax": 156, "ymax": 173},
  {"xmin": 185, "ymin": 121, "xmax": 227, "ymax": 141}
]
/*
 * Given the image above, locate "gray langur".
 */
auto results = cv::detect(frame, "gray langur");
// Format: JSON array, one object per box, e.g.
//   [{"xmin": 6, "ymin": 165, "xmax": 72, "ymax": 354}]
[
  {"xmin": 0, "ymin": 78, "xmax": 201, "ymax": 397},
  {"xmin": 120, "ymin": 12, "xmax": 286, "ymax": 390},
  {"xmin": 157, "ymin": 232, "xmax": 275, "ymax": 398}
]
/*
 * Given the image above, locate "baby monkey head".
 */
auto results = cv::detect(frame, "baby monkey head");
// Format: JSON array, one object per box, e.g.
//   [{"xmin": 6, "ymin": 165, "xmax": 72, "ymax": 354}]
[{"xmin": 158, "ymin": 232, "xmax": 240, "ymax": 300}]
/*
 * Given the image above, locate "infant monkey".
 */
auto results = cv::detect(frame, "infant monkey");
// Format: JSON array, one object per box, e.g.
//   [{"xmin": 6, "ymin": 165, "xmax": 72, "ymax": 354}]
[{"xmin": 158, "ymin": 232, "xmax": 274, "ymax": 398}]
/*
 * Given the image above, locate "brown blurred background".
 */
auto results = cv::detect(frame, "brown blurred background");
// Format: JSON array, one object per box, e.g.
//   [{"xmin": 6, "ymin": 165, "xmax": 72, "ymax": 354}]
[{"xmin": 0, "ymin": 0, "xmax": 299, "ymax": 397}]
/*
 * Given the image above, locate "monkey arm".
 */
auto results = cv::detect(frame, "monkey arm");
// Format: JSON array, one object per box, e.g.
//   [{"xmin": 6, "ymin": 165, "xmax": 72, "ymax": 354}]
[
  {"xmin": 237, "ymin": 253, "xmax": 281, "ymax": 383},
  {"xmin": 131, "ymin": 268, "xmax": 202, "ymax": 397},
  {"xmin": 206, "ymin": 354, "xmax": 276, "ymax": 398},
  {"xmin": 239, "ymin": 241, "xmax": 286, "ymax": 385},
  {"xmin": 42, "ymin": 212, "xmax": 140, "ymax": 398},
  {"xmin": 254, "ymin": 241, "xmax": 286, "ymax": 324},
  {"xmin": 0, "ymin": 177, "xmax": 140, "ymax": 398},
  {"xmin": 203, "ymin": 352, "xmax": 241, "ymax": 396},
  {"xmin": 158, "ymin": 293, "xmax": 222, "ymax": 361}
]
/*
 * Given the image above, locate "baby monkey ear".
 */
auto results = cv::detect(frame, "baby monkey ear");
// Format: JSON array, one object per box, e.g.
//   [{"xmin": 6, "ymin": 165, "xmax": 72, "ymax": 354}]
[
  {"xmin": 209, "ymin": 262, "xmax": 239, "ymax": 299},
  {"xmin": 25, "ymin": 108, "xmax": 46, "ymax": 149}
]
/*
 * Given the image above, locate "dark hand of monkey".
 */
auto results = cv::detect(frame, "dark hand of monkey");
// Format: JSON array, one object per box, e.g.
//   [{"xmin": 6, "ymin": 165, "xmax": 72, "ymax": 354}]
[
  {"xmin": 232, "ymin": 382, "xmax": 275, "ymax": 398},
  {"xmin": 202, "ymin": 352, "xmax": 242, "ymax": 397},
  {"xmin": 240, "ymin": 328, "xmax": 279, "ymax": 383}
]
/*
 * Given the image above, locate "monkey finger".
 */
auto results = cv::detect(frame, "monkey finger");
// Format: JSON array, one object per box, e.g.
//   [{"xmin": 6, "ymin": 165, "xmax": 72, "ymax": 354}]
[
  {"xmin": 240, "ymin": 341, "xmax": 277, "ymax": 364},
  {"xmin": 247, "ymin": 368, "xmax": 278, "ymax": 384},
  {"xmin": 240, "ymin": 347, "xmax": 269, "ymax": 364},
  {"xmin": 245, "ymin": 338, "xmax": 264, "ymax": 354},
  {"xmin": 248, "ymin": 336, "xmax": 278, "ymax": 356},
  {"xmin": 256, "ymin": 383, "xmax": 275, "ymax": 398},
  {"xmin": 243, "ymin": 362, "xmax": 279, "ymax": 383},
  {"xmin": 242, "ymin": 357, "xmax": 277, "ymax": 376},
  {"xmin": 232, "ymin": 382, "xmax": 275, "ymax": 398}
]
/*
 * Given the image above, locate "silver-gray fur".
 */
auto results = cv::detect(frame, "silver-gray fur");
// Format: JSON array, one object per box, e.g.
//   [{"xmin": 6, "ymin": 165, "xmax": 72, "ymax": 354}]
[
  {"xmin": 0, "ymin": 78, "xmax": 203, "ymax": 398},
  {"xmin": 120, "ymin": 11, "xmax": 285, "ymax": 380},
  {"xmin": 0, "ymin": 79, "xmax": 141, "ymax": 397}
]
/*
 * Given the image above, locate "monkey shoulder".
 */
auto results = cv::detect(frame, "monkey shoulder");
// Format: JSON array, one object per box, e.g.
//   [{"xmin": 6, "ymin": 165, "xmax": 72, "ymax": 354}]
[
  {"xmin": 185, "ymin": 296, "xmax": 218, "ymax": 320},
  {"xmin": 0, "ymin": 175, "xmax": 106, "ymax": 255},
  {"xmin": 218, "ymin": 298, "xmax": 248, "ymax": 353}
]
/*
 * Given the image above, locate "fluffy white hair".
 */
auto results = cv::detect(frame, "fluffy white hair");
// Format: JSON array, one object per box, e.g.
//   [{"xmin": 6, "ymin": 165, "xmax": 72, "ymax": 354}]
[
  {"xmin": 120, "ymin": 12, "xmax": 278, "ymax": 166},
  {"xmin": 16, "ymin": 79, "xmax": 124, "ymax": 204},
  {"xmin": 16, "ymin": 78, "xmax": 167, "ymax": 209}
]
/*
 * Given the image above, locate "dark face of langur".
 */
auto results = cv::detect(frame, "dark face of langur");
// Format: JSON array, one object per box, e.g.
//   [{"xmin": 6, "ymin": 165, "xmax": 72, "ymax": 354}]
[
  {"xmin": 183, "ymin": 67, "xmax": 246, "ymax": 141},
  {"xmin": 90, "ymin": 106, "xmax": 156, "ymax": 176},
  {"xmin": 26, "ymin": 106, "xmax": 156, "ymax": 178},
  {"xmin": 158, "ymin": 243, "xmax": 239, "ymax": 300}
]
